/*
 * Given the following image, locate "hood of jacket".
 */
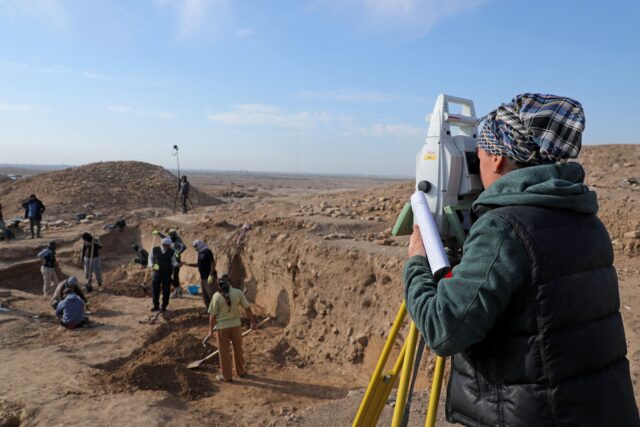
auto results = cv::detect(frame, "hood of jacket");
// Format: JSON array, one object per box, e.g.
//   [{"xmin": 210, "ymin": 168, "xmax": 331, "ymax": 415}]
[{"xmin": 472, "ymin": 162, "xmax": 598, "ymax": 215}]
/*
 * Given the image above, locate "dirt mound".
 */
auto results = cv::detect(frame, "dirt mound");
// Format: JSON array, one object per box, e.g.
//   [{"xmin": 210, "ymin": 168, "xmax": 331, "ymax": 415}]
[
  {"xmin": 102, "ymin": 265, "xmax": 148, "ymax": 298},
  {"xmin": 581, "ymin": 145, "xmax": 640, "ymax": 255},
  {"xmin": 97, "ymin": 310, "xmax": 216, "ymax": 400},
  {"xmin": 0, "ymin": 161, "xmax": 222, "ymax": 218},
  {"xmin": 0, "ymin": 398, "xmax": 24, "ymax": 427}
]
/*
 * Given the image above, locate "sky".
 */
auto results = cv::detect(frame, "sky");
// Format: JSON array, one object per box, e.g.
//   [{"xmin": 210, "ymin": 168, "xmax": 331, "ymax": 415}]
[{"xmin": 0, "ymin": 0, "xmax": 638, "ymax": 176}]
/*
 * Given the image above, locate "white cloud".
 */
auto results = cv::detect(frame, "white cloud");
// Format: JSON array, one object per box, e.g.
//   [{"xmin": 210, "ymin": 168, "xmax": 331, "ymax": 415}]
[
  {"xmin": 152, "ymin": 111, "xmax": 178, "ymax": 119},
  {"xmin": 106, "ymin": 105, "xmax": 176, "ymax": 120},
  {"xmin": 207, "ymin": 104, "xmax": 350, "ymax": 129},
  {"xmin": 155, "ymin": 0, "xmax": 232, "ymax": 40},
  {"xmin": 0, "ymin": 0, "xmax": 68, "ymax": 30},
  {"xmin": 354, "ymin": 122, "xmax": 424, "ymax": 138},
  {"xmin": 320, "ymin": 0, "xmax": 487, "ymax": 38},
  {"xmin": 236, "ymin": 28, "xmax": 255, "ymax": 39},
  {"xmin": 0, "ymin": 101, "xmax": 50, "ymax": 113},
  {"xmin": 295, "ymin": 89, "xmax": 429, "ymax": 103},
  {"xmin": 295, "ymin": 89, "xmax": 388, "ymax": 103},
  {"xmin": 81, "ymin": 71, "xmax": 110, "ymax": 80},
  {"xmin": 106, "ymin": 104, "xmax": 133, "ymax": 113},
  {"xmin": 1, "ymin": 61, "xmax": 112, "ymax": 81}
]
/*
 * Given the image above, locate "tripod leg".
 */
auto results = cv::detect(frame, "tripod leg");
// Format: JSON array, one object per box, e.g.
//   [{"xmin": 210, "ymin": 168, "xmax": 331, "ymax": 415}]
[
  {"xmin": 424, "ymin": 356, "xmax": 446, "ymax": 427},
  {"xmin": 357, "ymin": 339, "xmax": 408, "ymax": 427},
  {"xmin": 353, "ymin": 303, "xmax": 408, "ymax": 427},
  {"xmin": 392, "ymin": 322, "xmax": 419, "ymax": 427}
]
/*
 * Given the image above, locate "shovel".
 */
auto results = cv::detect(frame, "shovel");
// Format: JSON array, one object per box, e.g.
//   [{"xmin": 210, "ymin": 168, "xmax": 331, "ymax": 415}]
[
  {"xmin": 139, "ymin": 310, "xmax": 162, "ymax": 324},
  {"xmin": 187, "ymin": 317, "xmax": 271, "ymax": 369}
]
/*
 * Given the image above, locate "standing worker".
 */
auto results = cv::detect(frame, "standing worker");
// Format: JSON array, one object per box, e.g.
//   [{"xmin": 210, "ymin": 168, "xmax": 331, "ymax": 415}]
[
  {"xmin": 203, "ymin": 275, "xmax": 257, "ymax": 382},
  {"xmin": 155, "ymin": 229, "xmax": 186, "ymax": 298},
  {"xmin": 131, "ymin": 244, "xmax": 149, "ymax": 268},
  {"xmin": 179, "ymin": 175, "xmax": 190, "ymax": 214},
  {"xmin": 22, "ymin": 194, "xmax": 45, "ymax": 239},
  {"xmin": 81, "ymin": 232, "xmax": 103, "ymax": 292},
  {"xmin": 150, "ymin": 237, "xmax": 178, "ymax": 312},
  {"xmin": 37, "ymin": 240, "xmax": 62, "ymax": 295},
  {"xmin": 403, "ymin": 94, "xmax": 639, "ymax": 425},
  {"xmin": 183, "ymin": 239, "xmax": 217, "ymax": 308}
]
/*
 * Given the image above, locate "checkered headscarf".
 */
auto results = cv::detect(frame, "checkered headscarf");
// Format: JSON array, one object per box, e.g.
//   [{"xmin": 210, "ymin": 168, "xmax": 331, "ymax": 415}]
[{"xmin": 478, "ymin": 93, "xmax": 585, "ymax": 165}]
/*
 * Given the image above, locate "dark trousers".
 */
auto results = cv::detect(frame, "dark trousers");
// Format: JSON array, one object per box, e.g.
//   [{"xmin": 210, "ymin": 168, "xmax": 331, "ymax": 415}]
[
  {"xmin": 152, "ymin": 273, "xmax": 171, "ymax": 309},
  {"xmin": 29, "ymin": 218, "xmax": 41, "ymax": 237},
  {"xmin": 200, "ymin": 271, "xmax": 218, "ymax": 309},
  {"xmin": 181, "ymin": 195, "xmax": 188, "ymax": 214},
  {"xmin": 171, "ymin": 265, "xmax": 181, "ymax": 290}
]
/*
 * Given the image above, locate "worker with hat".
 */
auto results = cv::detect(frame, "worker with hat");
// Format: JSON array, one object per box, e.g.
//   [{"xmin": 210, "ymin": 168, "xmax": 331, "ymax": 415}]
[
  {"xmin": 183, "ymin": 239, "xmax": 217, "ymax": 308},
  {"xmin": 150, "ymin": 236, "xmax": 178, "ymax": 312},
  {"xmin": 50, "ymin": 276, "xmax": 89, "ymax": 310},
  {"xmin": 81, "ymin": 232, "xmax": 103, "ymax": 292},
  {"xmin": 56, "ymin": 287, "xmax": 89, "ymax": 330},
  {"xmin": 154, "ymin": 228, "xmax": 187, "ymax": 298},
  {"xmin": 37, "ymin": 240, "xmax": 61, "ymax": 295},
  {"xmin": 403, "ymin": 94, "xmax": 639, "ymax": 425}
]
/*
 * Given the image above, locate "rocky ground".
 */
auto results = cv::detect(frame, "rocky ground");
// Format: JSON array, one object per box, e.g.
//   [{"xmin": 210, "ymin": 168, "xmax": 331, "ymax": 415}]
[{"xmin": 0, "ymin": 144, "xmax": 639, "ymax": 426}]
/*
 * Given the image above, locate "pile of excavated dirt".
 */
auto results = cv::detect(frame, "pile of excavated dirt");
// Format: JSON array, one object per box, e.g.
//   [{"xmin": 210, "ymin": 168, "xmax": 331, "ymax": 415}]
[
  {"xmin": 0, "ymin": 161, "xmax": 222, "ymax": 218},
  {"xmin": 102, "ymin": 265, "xmax": 149, "ymax": 298},
  {"xmin": 97, "ymin": 310, "xmax": 215, "ymax": 400}
]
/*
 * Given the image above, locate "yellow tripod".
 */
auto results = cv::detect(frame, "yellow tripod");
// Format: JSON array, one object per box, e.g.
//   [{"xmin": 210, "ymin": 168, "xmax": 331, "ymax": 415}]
[
  {"xmin": 353, "ymin": 202, "xmax": 468, "ymax": 427},
  {"xmin": 352, "ymin": 302, "xmax": 445, "ymax": 427}
]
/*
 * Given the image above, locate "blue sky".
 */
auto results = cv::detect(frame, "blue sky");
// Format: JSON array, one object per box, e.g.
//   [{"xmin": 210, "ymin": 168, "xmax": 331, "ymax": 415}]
[{"xmin": 0, "ymin": 0, "xmax": 638, "ymax": 176}]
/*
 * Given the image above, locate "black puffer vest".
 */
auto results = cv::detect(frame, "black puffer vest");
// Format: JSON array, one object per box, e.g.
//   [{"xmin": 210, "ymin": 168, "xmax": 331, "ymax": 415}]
[{"xmin": 446, "ymin": 205, "xmax": 639, "ymax": 426}]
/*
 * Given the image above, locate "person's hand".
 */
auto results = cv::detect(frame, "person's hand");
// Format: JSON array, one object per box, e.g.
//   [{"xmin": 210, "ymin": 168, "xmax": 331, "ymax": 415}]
[
  {"xmin": 250, "ymin": 320, "xmax": 258, "ymax": 330},
  {"xmin": 202, "ymin": 331, "xmax": 211, "ymax": 347},
  {"xmin": 408, "ymin": 225, "xmax": 426, "ymax": 258},
  {"xmin": 152, "ymin": 229, "xmax": 160, "ymax": 236},
  {"xmin": 207, "ymin": 275, "xmax": 214, "ymax": 285}
]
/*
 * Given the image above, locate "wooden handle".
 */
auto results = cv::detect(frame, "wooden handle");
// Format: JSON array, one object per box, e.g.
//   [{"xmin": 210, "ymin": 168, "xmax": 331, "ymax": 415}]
[{"xmin": 203, "ymin": 317, "xmax": 271, "ymax": 362}]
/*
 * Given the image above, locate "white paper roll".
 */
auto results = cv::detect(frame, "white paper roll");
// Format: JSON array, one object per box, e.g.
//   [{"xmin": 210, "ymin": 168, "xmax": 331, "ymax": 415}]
[{"xmin": 410, "ymin": 190, "xmax": 450, "ymax": 276}]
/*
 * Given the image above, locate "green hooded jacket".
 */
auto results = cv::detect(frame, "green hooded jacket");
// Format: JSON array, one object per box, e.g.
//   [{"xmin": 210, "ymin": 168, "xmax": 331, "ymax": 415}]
[{"xmin": 402, "ymin": 162, "xmax": 600, "ymax": 356}]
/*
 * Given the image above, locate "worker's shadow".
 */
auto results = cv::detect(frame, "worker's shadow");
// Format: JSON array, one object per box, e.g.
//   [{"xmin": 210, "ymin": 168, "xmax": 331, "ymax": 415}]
[{"xmin": 239, "ymin": 374, "xmax": 348, "ymax": 400}]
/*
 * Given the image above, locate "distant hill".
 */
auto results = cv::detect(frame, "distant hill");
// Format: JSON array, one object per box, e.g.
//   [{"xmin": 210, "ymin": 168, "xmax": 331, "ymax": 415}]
[{"xmin": 0, "ymin": 161, "xmax": 221, "ymax": 217}]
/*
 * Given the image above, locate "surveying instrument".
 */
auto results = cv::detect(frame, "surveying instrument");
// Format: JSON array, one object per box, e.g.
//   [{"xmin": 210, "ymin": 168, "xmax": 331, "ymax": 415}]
[{"xmin": 353, "ymin": 95, "xmax": 483, "ymax": 427}]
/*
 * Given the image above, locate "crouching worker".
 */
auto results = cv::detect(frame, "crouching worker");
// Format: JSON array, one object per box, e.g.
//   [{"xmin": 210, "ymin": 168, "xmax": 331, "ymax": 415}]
[
  {"xmin": 131, "ymin": 244, "xmax": 148, "ymax": 268},
  {"xmin": 403, "ymin": 94, "xmax": 639, "ymax": 426},
  {"xmin": 55, "ymin": 287, "xmax": 89, "ymax": 329},
  {"xmin": 50, "ymin": 276, "xmax": 88, "ymax": 310},
  {"xmin": 150, "ymin": 237, "xmax": 177, "ymax": 313},
  {"xmin": 204, "ymin": 275, "xmax": 257, "ymax": 382}
]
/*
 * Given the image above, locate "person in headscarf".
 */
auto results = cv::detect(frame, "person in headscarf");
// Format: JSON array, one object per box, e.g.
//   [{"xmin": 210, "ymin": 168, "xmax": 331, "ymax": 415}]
[
  {"xmin": 149, "ymin": 237, "xmax": 178, "ymax": 313},
  {"xmin": 403, "ymin": 94, "xmax": 639, "ymax": 426},
  {"xmin": 203, "ymin": 274, "xmax": 257, "ymax": 382},
  {"xmin": 183, "ymin": 239, "xmax": 217, "ymax": 308}
]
